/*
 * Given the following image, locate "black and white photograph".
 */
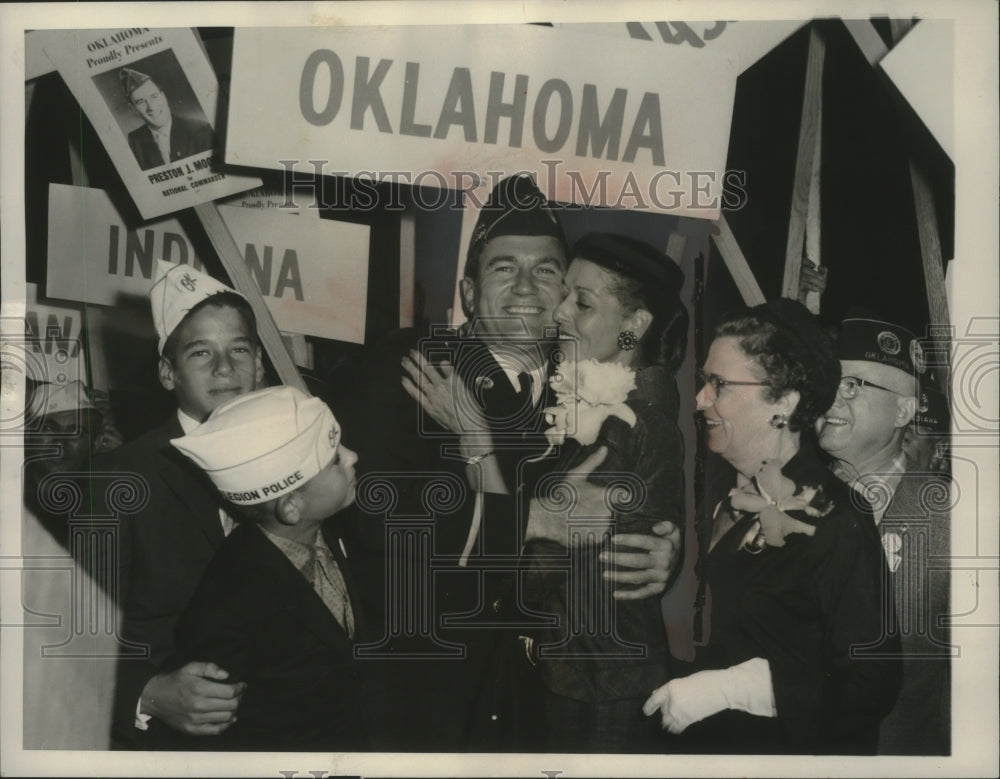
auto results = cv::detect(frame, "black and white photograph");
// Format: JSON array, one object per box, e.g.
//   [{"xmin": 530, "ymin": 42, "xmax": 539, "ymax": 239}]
[
  {"xmin": 99, "ymin": 49, "xmax": 215, "ymax": 172},
  {"xmin": 1, "ymin": 2, "xmax": 997, "ymax": 778}
]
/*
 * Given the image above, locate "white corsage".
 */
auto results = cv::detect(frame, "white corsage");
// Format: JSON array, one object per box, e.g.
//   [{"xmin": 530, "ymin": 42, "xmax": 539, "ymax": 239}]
[
  {"xmin": 542, "ymin": 359, "xmax": 637, "ymax": 447},
  {"xmin": 728, "ymin": 459, "xmax": 834, "ymax": 550}
]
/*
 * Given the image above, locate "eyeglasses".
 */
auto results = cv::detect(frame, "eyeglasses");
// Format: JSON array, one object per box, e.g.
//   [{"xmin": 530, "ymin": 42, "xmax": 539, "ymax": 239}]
[
  {"xmin": 698, "ymin": 370, "xmax": 767, "ymax": 395},
  {"xmin": 837, "ymin": 376, "xmax": 897, "ymax": 400}
]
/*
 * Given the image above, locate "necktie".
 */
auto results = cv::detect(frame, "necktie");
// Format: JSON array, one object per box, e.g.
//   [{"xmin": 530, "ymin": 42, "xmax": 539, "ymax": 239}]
[
  {"xmin": 153, "ymin": 129, "xmax": 171, "ymax": 164},
  {"xmin": 313, "ymin": 539, "xmax": 355, "ymax": 639}
]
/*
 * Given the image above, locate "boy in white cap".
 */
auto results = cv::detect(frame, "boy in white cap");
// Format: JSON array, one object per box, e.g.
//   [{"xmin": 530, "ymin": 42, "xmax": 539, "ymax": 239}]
[
  {"xmin": 94, "ymin": 260, "xmax": 262, "ymax": 748},
  {"xmin": 158, "ymin": 386, "xmax": 365, "ymax": 751}
]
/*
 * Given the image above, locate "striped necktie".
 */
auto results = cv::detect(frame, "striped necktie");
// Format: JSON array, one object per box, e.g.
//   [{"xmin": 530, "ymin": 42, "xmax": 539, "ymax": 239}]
[{"xmin": 313, "ymin": 537, "xmax": 355, "ymax": 639}]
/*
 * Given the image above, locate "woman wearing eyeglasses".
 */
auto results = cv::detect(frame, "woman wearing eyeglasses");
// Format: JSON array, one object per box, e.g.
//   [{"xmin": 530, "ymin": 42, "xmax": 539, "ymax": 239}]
[{"xmin": 644, "ymin": 298, "xmax": 902, "ymax": 754}]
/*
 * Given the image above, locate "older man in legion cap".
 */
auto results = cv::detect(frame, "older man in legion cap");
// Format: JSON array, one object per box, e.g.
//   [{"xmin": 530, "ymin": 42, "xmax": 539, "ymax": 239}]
[
  {"xmin": 120, "ymin": 66, "xmax": 214, "ymax": 171},
  {"xmin": 818, "ymin": 316, "xmax": 950, "ymax": 755}
]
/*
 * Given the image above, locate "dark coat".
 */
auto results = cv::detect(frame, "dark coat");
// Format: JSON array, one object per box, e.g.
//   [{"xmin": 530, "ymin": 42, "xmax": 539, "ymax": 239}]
[
  {"xmin": 341, "ymin": 326, "xmax": 555, "ymax": 751},
  {"xmin": 157, "ymin": 520, "xmax": 369, "ymax": 752},
  {"xmin": 127, "ymin": 115, "xmax": 214, "ymax": 170},
  {"xmin": 683, "ymin": 443, "xmax": 903, "ymax": 754},
  {"xmin": 91, "ymin": 415, "xmax": 226, "ymax": 748},
  {"xmin": 523, "ymin": 365, "xmax": 685, "ymax": 704},
  {"xmin": 876, "ymin": 470, "xmax": 951, "ymax": 755}
]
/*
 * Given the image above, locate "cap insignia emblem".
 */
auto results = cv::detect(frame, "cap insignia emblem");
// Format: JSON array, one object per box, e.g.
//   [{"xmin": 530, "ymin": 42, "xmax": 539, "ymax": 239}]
[{"xmin": 877, "ymin": 330, "xmax": 901, "ymax": 355}]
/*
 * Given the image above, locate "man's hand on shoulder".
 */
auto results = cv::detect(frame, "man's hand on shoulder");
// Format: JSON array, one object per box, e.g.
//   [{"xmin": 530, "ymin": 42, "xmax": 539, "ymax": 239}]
[
  {"xmin": 602, "ymin": 520, "xmax": 682, "ymax": 600},
  {"xmin": 140, "ymin": 661, "xmax": 245, "ymax": 736}
]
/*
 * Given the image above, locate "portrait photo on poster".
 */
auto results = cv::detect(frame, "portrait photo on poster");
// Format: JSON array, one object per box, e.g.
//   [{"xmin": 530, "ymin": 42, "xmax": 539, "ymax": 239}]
[{"xmin": 94, "ymin": 48, "xmax": 216, "ymax": 171}]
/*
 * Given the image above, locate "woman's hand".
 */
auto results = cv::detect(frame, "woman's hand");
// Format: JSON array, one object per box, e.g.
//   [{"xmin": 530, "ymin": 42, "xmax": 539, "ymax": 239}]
[
  {"xmin": 643, "ymin": 673, "xmax": 729, "ymax": 734},
  {"xmin": 643, "ymin": 658, "xmax": 776, "ymax": 733}
]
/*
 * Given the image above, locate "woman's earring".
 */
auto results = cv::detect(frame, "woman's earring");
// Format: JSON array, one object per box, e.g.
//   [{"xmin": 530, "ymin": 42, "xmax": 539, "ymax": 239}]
[
  {"xmin": 770, "ymin": 413, "xmax": 788, "ymax": 429},
  {"xmin": 617, "ymin": 330, "xmax": 638, "ymax": 351}
]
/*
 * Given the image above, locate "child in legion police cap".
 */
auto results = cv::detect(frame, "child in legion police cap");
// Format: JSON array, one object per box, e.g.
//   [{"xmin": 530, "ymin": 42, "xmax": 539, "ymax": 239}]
[{"xmin": 159, "ymin": 385, "xmax": 368, "ymax": 751}]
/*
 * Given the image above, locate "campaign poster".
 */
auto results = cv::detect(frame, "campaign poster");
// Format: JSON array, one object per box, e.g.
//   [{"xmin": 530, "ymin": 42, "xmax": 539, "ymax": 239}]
[{"xmin": 41, "ymin": 28, "xmax": 260, "ymax": 219}]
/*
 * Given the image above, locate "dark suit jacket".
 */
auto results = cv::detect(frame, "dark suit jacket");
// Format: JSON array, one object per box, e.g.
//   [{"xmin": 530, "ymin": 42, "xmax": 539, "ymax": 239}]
[
  {"xmin": 92, "ymin": 414, "xmax": 227, "ymax": 748},
  {"xmin": 158, "ymin": 520, "xmax": 368, "ymax": 752},
  {"xmin": 877, "ymin": 470, "xmax": 951, "ymax": 755},
  {"xmin": 127, "ymin": 115, "xmax": 215, "ymax": 170},
  {"xmin": 341, "ymin": 326, "xmax": 555, "ymax": 751},
  {"xmin": 346, "ymin": 326, "xmax": 554, "ymax": 586}
]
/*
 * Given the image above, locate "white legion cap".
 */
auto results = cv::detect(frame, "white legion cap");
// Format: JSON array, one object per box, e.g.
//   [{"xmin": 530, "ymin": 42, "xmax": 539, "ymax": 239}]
[
  {"xmin": 150, "ymin": 260, "xmax": 245, "ymax": 354},
  {"xmin": 171, "ymin": 386, "xmax": 341, "ymax": 505}
]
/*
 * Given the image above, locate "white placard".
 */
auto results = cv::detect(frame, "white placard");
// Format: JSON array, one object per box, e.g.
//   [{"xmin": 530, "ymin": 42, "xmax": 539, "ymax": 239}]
[
  {"xmin": 46, "ymin": 183, "xmax": 370, "ymax": 343},
  {"xmin": 227, "ymin": 24, "xmax": 740, "ymax": 219},
  {"xmin": 11, "ymin": 283, "xmax": 88, "ymax": 387}
]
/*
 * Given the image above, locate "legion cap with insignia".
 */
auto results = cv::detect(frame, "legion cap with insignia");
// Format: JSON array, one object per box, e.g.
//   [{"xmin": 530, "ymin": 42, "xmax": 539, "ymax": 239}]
[
  {"xmin": 120, "ymin": 67, "xmax": 152, "ymax": 98},
  {"xmin": 466, "ymin": 175, "xmax": 566, "ymax": 274},
  {"xmin": 150, "ymin": 259, "xmax": 245, "ymax": 355},
  {"xmin": 837, "ymin": 317, "xmax": 926, "ymax": 377},
  {"xmin": 171, "ymin": 386, "xmax": 342, "ymax": 506}
]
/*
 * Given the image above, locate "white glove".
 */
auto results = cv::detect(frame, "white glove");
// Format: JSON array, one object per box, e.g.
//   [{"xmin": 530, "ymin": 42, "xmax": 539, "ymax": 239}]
[{"xmin": 642, "ymin": 657, "xmax": 777, "ymax": 734}]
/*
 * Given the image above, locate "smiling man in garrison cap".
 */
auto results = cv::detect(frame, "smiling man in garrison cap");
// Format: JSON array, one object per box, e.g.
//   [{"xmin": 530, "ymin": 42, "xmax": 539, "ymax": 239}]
[
  {"xmin": 120, "ymin": 66, "xmax": 214, "ymax": 171},
  {"xmin": 92, "ymin": 260, "xmax": 263, "ymax": 748},
  {"xmin": 345, "ymin": 174, "xmax": 680, "ymax": 752},
  {"xmin": 818, "ymin": 316, "xmax": 950, "ymax": 755}
]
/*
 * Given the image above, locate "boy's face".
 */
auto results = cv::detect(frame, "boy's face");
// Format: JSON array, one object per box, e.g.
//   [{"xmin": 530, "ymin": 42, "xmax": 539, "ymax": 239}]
[
  {"xmin": 159, "ymin": 304, "xmax": 263, "ymax": 422},
  {"xmin": 300, "ymin": 444, "xmax": 358, "ymax": 519}
]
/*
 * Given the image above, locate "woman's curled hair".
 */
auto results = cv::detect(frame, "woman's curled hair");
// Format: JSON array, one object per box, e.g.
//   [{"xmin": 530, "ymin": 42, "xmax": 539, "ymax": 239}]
[
  {"xmin": 571, "ymin": 233, "xmax": 689, "ymax": 372},
  {"xmin": 714, "ymin": 298, "xmax": 839, "ymax": 432}
]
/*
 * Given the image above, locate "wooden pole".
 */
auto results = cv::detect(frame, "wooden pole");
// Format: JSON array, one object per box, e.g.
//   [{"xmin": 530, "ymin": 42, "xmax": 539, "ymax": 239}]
[
  {"xmin": 781, "ymin": 25, "xmax": 826, "ymax": 301},
  {"xmin": 842, "ymin": 19, "xmax": 889, "ymax": 66},
  {"xmin": 909, "ymin": 162, "xmax": 951, "ymax": 331},
  {"xmin": 803, "ymin": 100, "xmax": 823, "ymax": 315},
  {"xmin": 399, "ymin": 207, "xmax": 417, "ymax": 329},
  {"xmin": 192, "ymin": 201, "xmax": 306, "ymax": 392},
  {"xmin": 662, "ymin": 216, "xmax": 713, "ymax": 662},
  {"xmin": 712, "ymin": 215, "xmax": 766, "ymax": 306}
]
